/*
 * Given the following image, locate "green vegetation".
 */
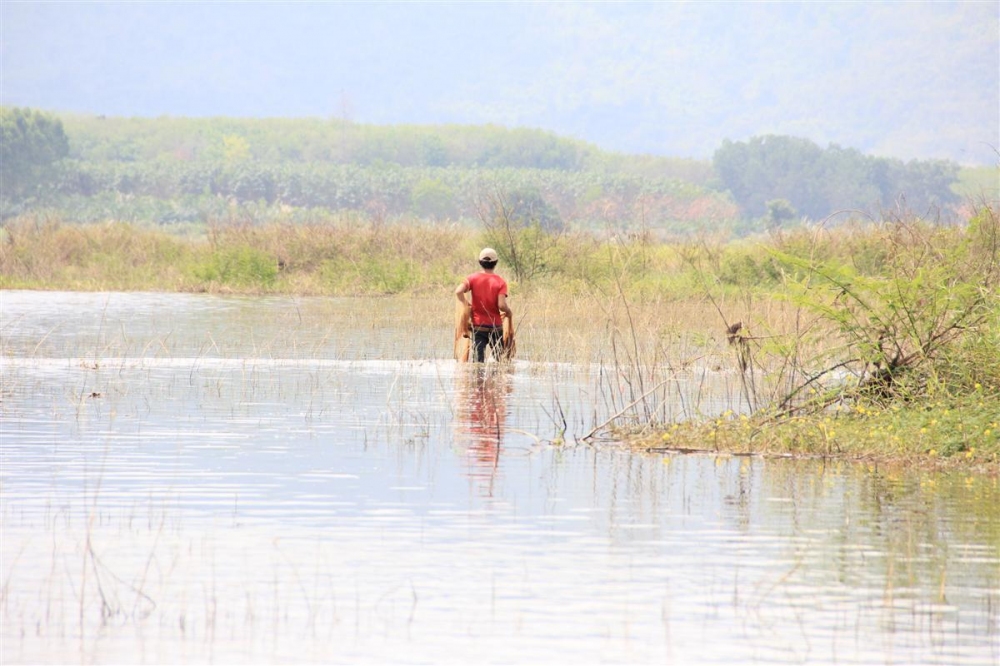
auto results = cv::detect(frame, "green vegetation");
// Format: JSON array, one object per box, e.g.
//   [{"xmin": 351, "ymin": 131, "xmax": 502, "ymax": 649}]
[
  {"xmin": 3, "ymin": 111, "xmax": 733, "ymax": 236},
  {"xmin": 44, "ymin": 161, "xmax": 730, "ymax": 234},
  {"xmin": 2, "ymin": 206, "xmax": 997, "ymax": 468},
  {"xmin": 0, "ymin": 215, "xmax": 474, "ymax": 295},
  {"xmin": 61, "ymin": 115, "xmax": 598, "ymax": 169},
  {"xmin": 713, "ymin": 135, "xmax": 960, "ymax": 220},
  {"xmin": 639, "ymin": 390, "xmax": 998, "ymax": 472},
  {"xmin": 952, "ymin": 165, "xmax": 1000, "ymax": 202},
  {"xmin": 2, "ymin": 108, "xmax": 996, "ymax": 468},
  {"xmin": 1, "ymin": 107, "xmax": 70, "ymax": 213},
  {"xmin": 1, "ymin": 109, "xmax": 984, "ymax": 239},
  {"xmin": 629, "ymin": 206, "xmax": 999, "ymax": 470}
]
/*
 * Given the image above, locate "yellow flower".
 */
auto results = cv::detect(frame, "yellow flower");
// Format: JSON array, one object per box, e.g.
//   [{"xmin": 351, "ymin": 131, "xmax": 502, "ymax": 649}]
[{"xmin": 929, "ymin": 449, "xmax": 938, "ymax": 457}]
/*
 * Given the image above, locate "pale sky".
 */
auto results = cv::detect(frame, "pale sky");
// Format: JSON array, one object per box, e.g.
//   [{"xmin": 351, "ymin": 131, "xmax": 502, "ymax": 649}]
[{"xmin": 2, "ymin": 2, "xmax": 997, "ymax": 163}]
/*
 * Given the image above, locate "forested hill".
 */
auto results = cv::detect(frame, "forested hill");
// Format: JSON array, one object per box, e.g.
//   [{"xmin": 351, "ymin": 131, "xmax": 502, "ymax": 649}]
[
  {"xmin": 59, "ymin": 115, "xmax": 711, "ymax": 182},
  {"xmin": 1, "ymin": 109, "xmax": 990, "ymax": 235}
]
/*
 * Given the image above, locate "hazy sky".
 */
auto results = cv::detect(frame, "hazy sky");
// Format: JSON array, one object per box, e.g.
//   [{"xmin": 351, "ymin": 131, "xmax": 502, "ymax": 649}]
[{"xmin": 2, "ymin": 2, "xmax": 998, "ymax": 163}]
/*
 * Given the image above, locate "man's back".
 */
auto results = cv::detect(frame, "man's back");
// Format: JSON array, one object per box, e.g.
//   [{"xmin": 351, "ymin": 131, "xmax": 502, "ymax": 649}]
[{"xmin": 466, "ymin": 272, "xmax": 507, "ymax": 327}]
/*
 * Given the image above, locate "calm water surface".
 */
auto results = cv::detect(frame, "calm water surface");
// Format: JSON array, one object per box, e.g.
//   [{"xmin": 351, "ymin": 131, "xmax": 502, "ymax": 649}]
[{"xmin": 2, "ymin": 291, "xmax": 998, "ymax": 664}]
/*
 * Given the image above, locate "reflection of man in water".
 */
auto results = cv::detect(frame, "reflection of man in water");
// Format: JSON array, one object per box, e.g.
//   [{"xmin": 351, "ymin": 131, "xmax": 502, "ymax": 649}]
[
  {"xmin": 454, "ymin": 367, "xmax": 511, "ymax": 496},
  {"xmin": 454, "ymin": 248, "xmax": 512, "ymax": 363}
]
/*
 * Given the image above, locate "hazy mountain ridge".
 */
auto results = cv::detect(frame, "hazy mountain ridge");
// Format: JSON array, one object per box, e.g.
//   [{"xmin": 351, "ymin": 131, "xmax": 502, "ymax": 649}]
[{"xmin": 2, "ymin": 3, "xmax": 997, "ymax": 165}]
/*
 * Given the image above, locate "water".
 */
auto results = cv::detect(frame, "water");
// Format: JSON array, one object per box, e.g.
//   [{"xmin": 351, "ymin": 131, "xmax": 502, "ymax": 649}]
[{"xmin": 2, "ymin": 290, "xmax": 998, "ymax": 664}]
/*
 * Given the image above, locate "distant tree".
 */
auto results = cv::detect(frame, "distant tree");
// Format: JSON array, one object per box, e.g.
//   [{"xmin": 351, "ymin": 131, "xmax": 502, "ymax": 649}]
[
  {"xmin": 420, "ymin": 135, "xmax": 449, "ymax": 167},
  {"xmin": 411, "ymin": 178, "xmax": 455, "ymax": 219},
  {"xmin": 765, "ymin": 198, "xmax": 797, "ymax": 230},
  {"xmin": 713, "ymin": 136, "xmax": 825, "ymax": 218},
  {"xmin": 873, "ymin": 157, "xmax": 960, "ymax": 215},
  {"xmin": 1, "ymin": 107, "xmax": 70, "ymax": 205},
  {"xmin": 505, "ymin": 186, "xmax": 564, "ymax": 233},
  {"xmin": 820, "ymin": 145, "xmax": 879, "ymax": 213},
  {"xmin": 221, "ymin": 134, "xmax": 252, "ymax": 163},
  {"xmin": 713, "ymin": 135, "xmax": 960, "ymax": 221},
  {"xmin": 476, "ymin": 184, "xmax": 563, "ymax": 282}
]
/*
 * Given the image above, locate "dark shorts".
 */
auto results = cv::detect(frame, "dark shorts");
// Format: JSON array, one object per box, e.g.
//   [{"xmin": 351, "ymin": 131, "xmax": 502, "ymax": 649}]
[{"xmin": 471, "ymin": 325, "xmax": 503, "ymax": 363}]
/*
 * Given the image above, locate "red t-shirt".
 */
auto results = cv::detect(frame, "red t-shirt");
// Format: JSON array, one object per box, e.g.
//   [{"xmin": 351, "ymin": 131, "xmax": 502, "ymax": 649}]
[{"xmin": 466, "ymin": 272, "xmax": 508, "ymax": 327}]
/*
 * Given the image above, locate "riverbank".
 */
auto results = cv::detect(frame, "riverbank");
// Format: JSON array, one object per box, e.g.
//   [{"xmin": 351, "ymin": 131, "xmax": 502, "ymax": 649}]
[{"xmin": 625, "ymin": 391, "xmax": 1000, "ymax": 474}]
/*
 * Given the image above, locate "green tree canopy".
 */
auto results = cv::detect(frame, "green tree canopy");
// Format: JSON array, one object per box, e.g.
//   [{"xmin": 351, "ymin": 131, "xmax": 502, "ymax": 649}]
[
  {"xmin": 713, "ymin": 135, "xmax": 959, "ymax": 221},
  {"xmin": 1, "ymin": 107, "xmax": 70, "ymax": 204}
]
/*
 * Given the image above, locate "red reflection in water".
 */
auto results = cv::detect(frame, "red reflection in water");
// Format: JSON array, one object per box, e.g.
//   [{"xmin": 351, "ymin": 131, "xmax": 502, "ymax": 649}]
[{"xmin": 454, "ymin": 366, "xmax": 512, "ymax": 496}]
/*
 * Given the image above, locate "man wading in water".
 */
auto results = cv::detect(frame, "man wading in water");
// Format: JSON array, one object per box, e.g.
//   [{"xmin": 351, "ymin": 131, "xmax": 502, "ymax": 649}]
[{"xmin": 455, "ymin": 248, "xmax": 513, "ymax": 363}]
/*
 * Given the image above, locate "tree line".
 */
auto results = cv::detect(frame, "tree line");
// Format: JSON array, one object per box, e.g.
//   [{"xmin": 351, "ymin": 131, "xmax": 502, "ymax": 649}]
[
  {"xmin": 712, "ymin": 135, "xmax": 962, "ymax": 223},
  {"xmin": 59, "ymin": 113, "xmax": 711, "ymax": 179},
  {"xmin": 1, "ymin": 107, "xmax": 69, "ymax": 203},
  {"xmin": 1, "ymin": 107, "xmax": 974, "ymax": 232}
]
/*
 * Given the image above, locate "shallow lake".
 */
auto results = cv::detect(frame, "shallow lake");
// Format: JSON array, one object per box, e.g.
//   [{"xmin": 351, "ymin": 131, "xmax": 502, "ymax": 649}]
[{"xmin": 2, "ymin": 290, "xmax": 998, "ymax": 664}]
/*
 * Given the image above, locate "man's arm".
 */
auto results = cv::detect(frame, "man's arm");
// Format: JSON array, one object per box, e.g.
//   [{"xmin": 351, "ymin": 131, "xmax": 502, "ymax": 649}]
[
  {"xmin": 455, "ymin": 280, "xmax": 470, "ymax": 305},
  {"xmin": 498, "ymin": 293, "xmax": 512, "ymax": 318}
]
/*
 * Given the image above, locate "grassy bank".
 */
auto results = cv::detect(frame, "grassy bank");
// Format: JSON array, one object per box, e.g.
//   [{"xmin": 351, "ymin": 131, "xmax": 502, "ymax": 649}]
[
  {"xmin": 620, "ymin": 205, "xmax": 1000, "ymax": 471},
  {"xmin": 0, "ymin": 213, "xmax": 745, "ymax": 298},
  {"xmin": 2, "ymin": 207, "xmax": 997, "ymax": 469},
  {"xmin": 628, "ymin": 391, "xmax": 1000, "ymax": 473},
  {"xmin": 0, "ymin": 215, "xmax": 479, "ymax": 295}
]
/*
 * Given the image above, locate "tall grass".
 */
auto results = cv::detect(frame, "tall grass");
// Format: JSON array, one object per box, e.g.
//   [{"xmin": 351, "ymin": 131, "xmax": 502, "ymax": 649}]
[
  {"xmin": 630, "ymin": 206, "xmax": 1000, "ymax": 466},
  {"xmin": 0, "ymin": 213, "xmax": 764, "ymax": 299},
  {"xmin": 0, "ymin": 214, "xmax": 480, "ymax": 295}
]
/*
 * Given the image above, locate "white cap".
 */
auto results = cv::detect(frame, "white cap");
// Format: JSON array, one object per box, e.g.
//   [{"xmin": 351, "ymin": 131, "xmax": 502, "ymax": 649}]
[{"xmin": 479, "ymin": 247, "xmax": 499, "ymax": 262}]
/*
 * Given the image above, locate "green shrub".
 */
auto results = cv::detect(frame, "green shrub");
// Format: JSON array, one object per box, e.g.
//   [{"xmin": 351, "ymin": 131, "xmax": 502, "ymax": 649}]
[
  {"xmin": 774, "ymin": 208, "xmax": 999, "ymax": 407},
  {"xmin": 318, "ymin": 256, "xmax": 420, "ymax": 295},
  {"xmin": 718, "ymin": 250, "xmax": 781, "ymax": 286},
  {"xmin": 192, "ymin": 246, "xmax": 277, "ymax": 288}
]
